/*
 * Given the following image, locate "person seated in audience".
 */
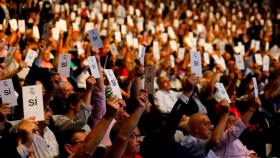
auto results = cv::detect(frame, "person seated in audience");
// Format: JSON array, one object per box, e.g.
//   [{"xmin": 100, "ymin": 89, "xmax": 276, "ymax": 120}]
[
  {"xmin": 105, "ymin": 91, "xmax": 151, "ymax": 158},
  {"xmin": 59, "ymin": 94, "xmax": 120, "ymax": 158},
  {"xmin": 16, "ymin": 106, "xmax": 59, "ymax": 158},
  {"xmin": 213, "ymin": 97, "xmax": 261, "ymax": 158}
]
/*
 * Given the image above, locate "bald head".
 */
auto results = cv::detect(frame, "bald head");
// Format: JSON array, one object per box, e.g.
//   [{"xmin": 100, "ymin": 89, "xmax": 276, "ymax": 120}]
[{"xmin": 188, "ymin": 113, "xmax": 213, "ymax": 139}]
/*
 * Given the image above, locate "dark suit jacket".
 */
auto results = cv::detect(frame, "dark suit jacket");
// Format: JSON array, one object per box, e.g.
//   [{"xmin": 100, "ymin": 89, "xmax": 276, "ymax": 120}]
[{"xmin": 142, "ymin": 97, "xmax": 199, "ymax": 158}]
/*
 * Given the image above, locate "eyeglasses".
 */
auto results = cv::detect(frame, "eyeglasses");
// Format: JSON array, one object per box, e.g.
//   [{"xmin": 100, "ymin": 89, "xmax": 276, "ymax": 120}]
[
  {"xmin": 129, "ymin": 133, "xmax": 142, "ymax": 139},
  {"xmin": 70, "ymin": 141, "xmax": 84, "ymax": 145}
]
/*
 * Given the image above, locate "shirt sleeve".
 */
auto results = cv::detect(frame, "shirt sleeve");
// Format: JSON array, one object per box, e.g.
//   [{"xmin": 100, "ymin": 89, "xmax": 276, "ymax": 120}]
[
  {"xmin": 89, "ymin": 84, "xmax": 106, "ymax": 128},
  {"xmin": 154, "ymin": 91, "xmax": 172, "ymax": 113},
  {"xmin": 17, "ymin": 144, "xmax": 30, "ymax": 158},
  {"xmin": 218, "ymin": 119, "xmax": 246, "ymax": 147}
]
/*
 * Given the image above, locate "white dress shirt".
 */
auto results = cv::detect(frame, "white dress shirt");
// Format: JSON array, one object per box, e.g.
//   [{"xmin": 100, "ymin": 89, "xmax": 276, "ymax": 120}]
[{"xmin": 154, "ymin": 89, "xmax": 182, "ymax": 113}]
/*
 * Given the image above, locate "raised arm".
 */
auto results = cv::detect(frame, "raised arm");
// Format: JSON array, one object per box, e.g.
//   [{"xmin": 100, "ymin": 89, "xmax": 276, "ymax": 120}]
[
  {"xmin": 130, "ymin": 62, "xmax": 145, "ymax": 99},
  {"xmin": 106, "ymin": 91, "xmax": 149, "ymax": 158},
  {"xmin": 83, "ymin": 76, "xmax": 96, "ymax": 106},
  {"xmin": 0, "ymin": 61, "xmax": 28, "ymax": 80},
  {"xmin": 162, "ymin": 74, "xmax": 199, "ymax": 137},
  {"xmin": 241, "ymin": 97, "xmax": 261, "ymax": 124},
  {"xmin": 72, "ymin": 96, "xmax": 119, "ymax": 158},
  {"xmin": 208, "ymin": 100, "xmax": 230, "ymax": 148},
  {"xmin": 89, "ymin": 52, "xmax": 106, "ymax": 128}
]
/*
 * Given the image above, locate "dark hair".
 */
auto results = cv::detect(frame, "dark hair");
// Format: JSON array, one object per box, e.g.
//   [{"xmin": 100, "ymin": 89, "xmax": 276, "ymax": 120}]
[
  {"xmin": 109, "ymin": 121, "xmax": 123, "ymax": 142},
  {"xmin": 59, "ymin": 128, "xmax": 85, "ymax": 157},
  {"xmin": 65, "ymin": 92, "xmax": 83, "ymax": 111}
]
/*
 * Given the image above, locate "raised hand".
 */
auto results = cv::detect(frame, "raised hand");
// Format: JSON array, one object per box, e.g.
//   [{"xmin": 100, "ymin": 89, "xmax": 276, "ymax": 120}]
[
  {"xmin": 105, "ymin": 95, "xmax": 120, "ymax": 119},
  {"xmin": 86, "ymin": 76, "xmax": 97, "ymax": 90},
  {"xmin": 251, "ymin": 97, "xmax": 261, "ymax": 110},
  {"xmin": 0, "ymin": 103, "xmax": 11, "ymax": 119},
  {"xmin": 182, "ymin": 73, "xmax": 199, "ymax": 95},
  {"xmin": 218, "ymin": 99, "xmax": 230, "ymax": 113},
  {"xmin": 18, "ymin": 61, "xmax": 28, "ymax": 70},
  {"xmin": 18, "ymin": 117, "xmax": 38, "ymax": 145},
  {"xmin": 136, "ymin": 90, "xmax": 151, "ymax": 112}
]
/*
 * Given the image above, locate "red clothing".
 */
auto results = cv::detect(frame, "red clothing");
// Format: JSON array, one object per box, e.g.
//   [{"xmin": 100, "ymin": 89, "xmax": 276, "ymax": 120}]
[{"xmin": 134, "ymin": 154, "xmax": 142, "ymax": 158}]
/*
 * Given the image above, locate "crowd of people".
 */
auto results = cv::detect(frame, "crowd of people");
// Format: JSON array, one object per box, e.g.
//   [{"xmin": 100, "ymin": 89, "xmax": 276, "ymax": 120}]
[{"xmin": 0, "ymin": 0, "xmax": 280, "ymax": 157}]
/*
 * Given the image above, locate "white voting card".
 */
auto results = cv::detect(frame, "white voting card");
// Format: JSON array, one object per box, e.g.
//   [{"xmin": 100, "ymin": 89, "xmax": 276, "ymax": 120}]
[
  {"xmin": 88, "ymin": 29, "xmax": 103, "ymax": 48},
  {"xmin": 178, "ymin": 48, "xmax": 185, "ymax": 61},
  {"xmin": 255, "ymin": 54, "xmax": 263, "ymax": 65},
  {"xmin": 153, "ymin": 41, "xmax": 160, "ymax": 60},
  {"xmin": 234, "ymin": 54, "xmax": 245, "ymax": 70},
  {"xmin": 0, "ymin": 79, "xmax": 17, "ymax": 106},
  {"xmin": 203, "ymin": 52, "xmax": 210, "ymax": 65},
  {"xmin": 25, "ymin": 49, "xmax": 38, "ymax": 67},
  {"xmin": 87, "ymin": 56, "xmax": 100, "ymax": 78},
  {"xmin": 190, "ymin": 51, "xmax": 202, "ymax": 77},
  {"xmin": 216, "ymin": 83, "xmax": 231, "ymax": 103},
  {"xmin": 110, "ymin": 44, "xmax": 119, "ymax": 56},
  {"xmin": 104, "ymin": 69, "xmax": 122, "ymax": 99},
  {"xmin": 58, "ymin": 54, "xmax": 71, "ymax": 77},
  {"xmin": 252, "ymin": 77, "xmax": 258, "ymax": 97},
  {"xmin": 33, "ymin": 26, "xmax": 40, "ymax": 39},
  {"xmin": 18, "ymin": 20, "xmax": 25, "ymax": 33},
  {"xmin": 22, "ymin": 85, "xmax": 44, "ymax": 121},
  {"xmin": 263, "ymin": 55, "xmax": 270, "ymax": 72},
  {"xmin": 9, "ymin": 19, "xmax": 18, "ymax": 31},
  {"xmin": 52, "ymin": 27, "xmax": 59, "ymax": 41},
  {"xmin": 139, "ymin": 45, "xmax": 146, "ymax": 65}
]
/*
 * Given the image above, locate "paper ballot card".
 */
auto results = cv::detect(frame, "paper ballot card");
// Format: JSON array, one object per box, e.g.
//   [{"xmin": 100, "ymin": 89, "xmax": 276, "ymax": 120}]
[
  {"xmin": 133, "ymin": 38, "xmax": 139, "ymax": 49},
  {"xmin": 265, "ymin": 42, "xmax": 269, "ymax": 51},
  {"xmin": 234, "ymin": 54, "xmax": 245, "ymax": 70},
  {"xmin": 18, "ymin": 20, "xmax": 25, "ymax": 33},
  {"xmin": 4, "ymin": 47, "xmax": 16, "ymax": 65},
  {"xmin": 114, "ymin": 31, "xmax": 121, "ymax": 42},
  {"xmin": 88, "ymin": 29, "xmax": 103, "ymax": 48},
  {"xmin": 0, "ymin": 79, "xmax": 17, "ymax": 106},
  {"xmin": 255, "ymin": 53, "xmax": 263, "ymax": 65},
  {"xmin": 58, "ymin": 54, "xmax": 71, "ymax": 77},
  {"xmin": 110, "ymin": 44, "xmax": 119, "ymax": 56},
  {"xmin": 178, "ymin": 48, "xmax": 185, "ymax": 61},
  {"xmin": 9, "ymin": 19, "xmax": 18, "ymax": 31},
  {"xmin": 59, "ymin": 19, "xmax": 67, "ymax": 32},
  {"xmin": 203, "ymin": 52, "xmax": 210, "ymax": 65},
  {"xmin": 144, "ymin": 66, "xmax": 155, "ymax": 94},
  {"xmin": 139, "ymin": 45, "xmax": 146, "ymax": 65},
  {"xmin": 104, "ymin": 69, "xmax": 122, "ymax": 99},
  {"xmin": 87, "ymin": 56, "xmax": 100, "ymax": 78},
  {"xmin": 169, "ymin": 40, "xmax": 178, "ymax": 51},
  {"xmin": 263, "ymin": 55, "xmax": 270, "ymax": 72},
  {"xmin": 216, "ymin": 83, "xmax": 231, "ymax": 103},
  {"xmin": 250, "ymin": 39, "xmax": 256, "ymax": 49},
  {"xmin": 153, "ymin": 41, "xmax": 160, "ymax": 60},
  {"xmin": 252, "ymin": 77, "xmax": 258, "ymax": 97},
  {"xmin": 190, "ymin": 51, "xmax": 203, "ymax": 77},
  {"xmin": 25, "ymin": 49, "xmax": 38, "ymax": 67},
  {"xmin": 255, "ymin": 40, "xmax": 260, "ymax": 51},
  {"xmin": 22, "ymin": 85, "xmax": 44, "ymax": 121},
  {"xmin": 76, "ymin": 41, "xmax": 84, "ymax": 55},
  {"xmin": 126, "ymin": 34, "xmax": 133, "ymax": 46},
  {"xmin": 240, "ymin": 45, "xmax": 245, "ymax": 56},
  {"xmin": 121, "ymin": 24, "xmax": 127, "ymax": 35},
  {"xmin": 52, "ymin": 27, "xmax": 59, "ymax": 41},
  {"xmin": 32, "ymin": 26, "xmax": 40, "ymax": 39},
  {"xmin": 170, "ymin": 55, "xmax": 175, "ymax": 68}
]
